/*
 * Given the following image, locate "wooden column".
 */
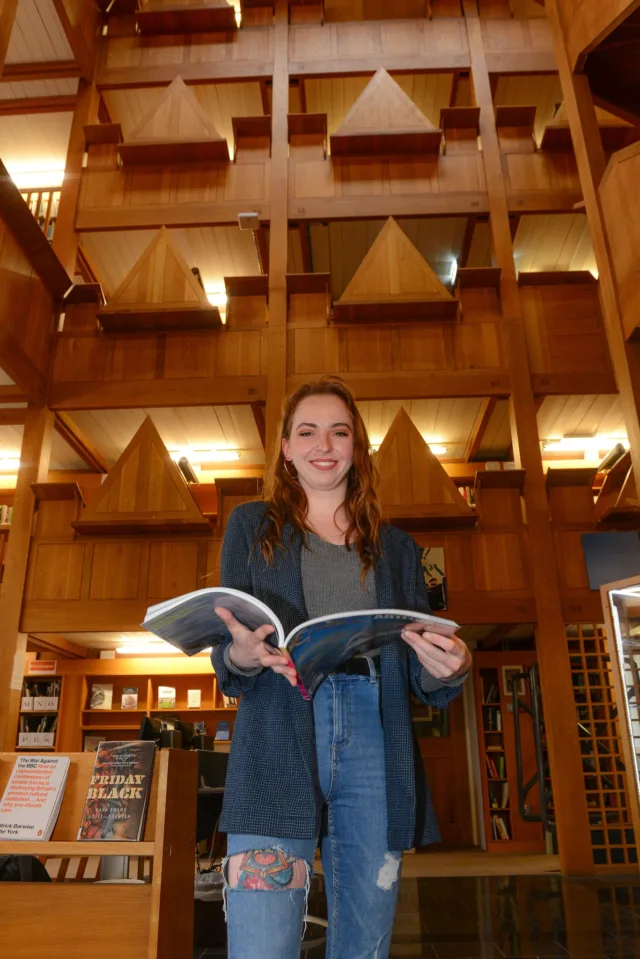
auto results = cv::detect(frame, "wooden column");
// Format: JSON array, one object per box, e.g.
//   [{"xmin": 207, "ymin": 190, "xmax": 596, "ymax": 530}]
[
  {"xmin": 546, "ymin": 0, "xmax": 640, "ymax": 495},
  {"xmin": 0, "ymin": 0, "xmax": 17, "ymax": 74},
  {"xmin": 464, "ymin": 1, "xmax": 593, "ymax": 875},
  {"xmin": 52, "ymin": 80, "xmax": 100, "ymax": 277},
  {"xmin": 0, "ymin": 407, "xmax": 54, "ymax": 750},
  {"xmin": 265, "ymin": 0, "xmax": 289, "ymax": 454}
]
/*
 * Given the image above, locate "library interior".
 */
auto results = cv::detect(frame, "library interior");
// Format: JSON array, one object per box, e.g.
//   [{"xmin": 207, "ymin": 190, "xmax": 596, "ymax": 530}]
[{"xmin": 0, "ymin": 0, "xmax": 640, "ymax": 956}]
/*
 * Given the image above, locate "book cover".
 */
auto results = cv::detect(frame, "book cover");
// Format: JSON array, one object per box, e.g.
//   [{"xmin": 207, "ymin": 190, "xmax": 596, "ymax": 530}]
[
  {"xmin": 420, "ymin": 546, "xmax": 447, "ymax": 611},
  {"xmin": 83, "ymin": 735, "xmax": 103, "ymax": 753},
  {"xmin": 90, "ymin": 684, "xmax": 113, "ymax": 710},
  {"xmin": 121, "ymin": 687, "xmax": 139, "ymax": 710},
  {"xmin": 215, "ymin": 721, "xmax": 231, "ymax": 741},
  {"xmin": 77, "ymin": 741, "xmax": 156, "ymax": 842},
  {"xmin": 158, "ymin": 686, "xmax": 176, "ymax": 709},
  {"xmin": 187, "ymin": 689, "xmax": 201, "ymax": 708},
  {"xmin": 0, "ymin": 756, "xmax": 70, "ymax": 841}
]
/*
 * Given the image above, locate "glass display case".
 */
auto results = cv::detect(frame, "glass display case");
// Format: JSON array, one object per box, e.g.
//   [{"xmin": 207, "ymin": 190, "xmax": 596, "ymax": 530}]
[{"xmin": 601, "ymin": 576, "xmax": 640, "ymax": 846}]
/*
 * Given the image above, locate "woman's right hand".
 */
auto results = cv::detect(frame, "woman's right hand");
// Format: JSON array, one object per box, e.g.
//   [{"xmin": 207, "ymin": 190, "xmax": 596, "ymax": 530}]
[{"xmin": 215, "ymin": 606, "xmax": 298, "ymax": 687}]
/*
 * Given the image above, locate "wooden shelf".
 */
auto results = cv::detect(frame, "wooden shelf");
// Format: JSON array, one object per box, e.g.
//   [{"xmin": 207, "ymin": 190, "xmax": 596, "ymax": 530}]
[
  {"xmin": 72, "ymin": 516, "xmax": 213, "ymax": 535},
  {"xmin": 0, "ymin": 524, "xmax": 10, "ymax": 532},
  {"xmin": 136, "ymin": 2, "xmax": 238, "ymax": 35},
  {"xmin": 31, "ymin": 482, "xmax": 85, "ymax": 504},
  {"xmin": 80, "ymin": 724, "xmax": 141, "ymax": 731},
  {"xmin": 288, "ymin": 112, "xmax": 327, "ymax": 140},
  {"xmin": 83, "ymin": 709, "xmax": 147, "ymax": 714},
  {"xmin": 83, "ymin": 122, "xmax": 123, "ymax": 146},
  {"xmin": 224, "ymin": 275, "xmax": 269, "ymax": 298},
  {"xmin": 545, "ymin": 467, "xmax": 598, "ymax": 489},
  {"xmin": 333, "ymin": 298, "xmax": 459, "ymax": 323},
  {"xmin": 98, "ymin": 304, "xmax": 222, "ymax": 333},
  {"xmin": 286, "ymin": 272, "xmax": 331, "ymax": 296},
  {"xmin": 119, "ymin": 138, "xmax": 230, "ymax": 166},
  {"xmin": 439, "ymin": 106, "xmax": 481, "ymax": 132},
  {"xmin": 0, "ymin": 839, "xmax": 155, "ymax": 857},
  {"xmin": 456, "ymin": 266, "xmax": 502, "ymax": 289},
  {"xmin": 495, "ymin": 104, "xmax": 537, "ymax": 130},
  {"xmin": 15, "ymin": 745, "xmax": 56, "ymax": 750},
  {"xmin": 232, "ymin": 115, "xmax": 271, "ymax": 154},
  {"xmin": 475, "ymin": 469, "xmax": 525, "ymax": 492},
  {"xmin": 19, "ymin": 710, "xmax": 58, "ymax": 715},
  {"xmin": 517, "ymin": 270, "xmax": 597, "ymax": 286}
]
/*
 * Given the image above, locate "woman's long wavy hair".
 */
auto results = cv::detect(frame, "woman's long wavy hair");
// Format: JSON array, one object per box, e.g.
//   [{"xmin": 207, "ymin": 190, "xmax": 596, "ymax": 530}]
[{"xmin": 260, "ymin": 377, "xmax": 382, "ymax": 579}]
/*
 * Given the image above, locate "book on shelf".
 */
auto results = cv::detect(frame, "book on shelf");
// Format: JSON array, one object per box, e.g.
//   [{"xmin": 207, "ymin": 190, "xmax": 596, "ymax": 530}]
[
  {"xmin": 77, "ymin": 741, "xmax": 156, "ymax": 842},
  {"xmin": 158, "ymin": 686, "xmax": 176, "ymax": 709},
  {"xmin": 0, "ymin": 505, "xmax": 13, "ymax": 525},
  {"xmin": 187, "ymin": 689, "xmax": 201, "ymax": 708},
  {"xmin": 485, "ymin": 754, "xmax": 498, "ymax": 779},
  {"xmin": 90, "ymin": 684, "xmax": 113, "ymax": 710},
  {"xmin": 0, "ymin": 756, "xmax": 70, "ymax": 840},
  {"xmin": 222, "ymin": 694, "xmax": 238, "ymax": 708},
  {"xmin": 492, "ymin": 815, "xmax": 511, "ymax": 841},
  {"xmin": 501, "ymin": 782, "xmax": 509, "ymax": 807},
  {"xmin": 121, "ymin": 687, "xmax": 139, "ymax": 710},
  {"xmin": 143, "ymin": 586, "xmax": 459, "ymax": 699},
  {"xmin": 83, "ymin": 735, "xmax": 103, "ymax": 753},
  {"xmin": 215, "ymin": 720, "xmax": 231, "ymax": 741}
]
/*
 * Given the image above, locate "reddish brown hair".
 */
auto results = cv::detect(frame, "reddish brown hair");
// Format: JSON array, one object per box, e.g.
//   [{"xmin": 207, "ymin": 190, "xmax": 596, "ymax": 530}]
[{"xmin": 260, "ymin": 376, "xmax": 382, "ymax": 577}]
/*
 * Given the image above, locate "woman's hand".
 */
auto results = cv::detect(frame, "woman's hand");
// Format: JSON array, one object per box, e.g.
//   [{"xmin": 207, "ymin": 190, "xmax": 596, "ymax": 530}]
[
  {"xmin": 401, "ymin": 624, "xmax": 471, "ymax": 682},
  {"xmin": 215, "ymin": 606, "xmax": 298, "ymax": 687}
]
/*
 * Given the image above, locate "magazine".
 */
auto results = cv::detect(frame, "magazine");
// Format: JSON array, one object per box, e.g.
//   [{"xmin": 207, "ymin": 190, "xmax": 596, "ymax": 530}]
[
  {"xmin": 0, "ymin": 756, "xmax": 70, "ymax": 841},
  {"xmin": 143, "ymin": 587, "xmax": 459, "ymax": 697},
  {"xmin": 77, "ymin": 741, "xmax": 155, "ymax": 842}
]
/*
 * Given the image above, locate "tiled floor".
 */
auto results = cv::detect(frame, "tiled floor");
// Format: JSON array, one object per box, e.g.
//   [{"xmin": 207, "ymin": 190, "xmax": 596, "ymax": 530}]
[{"xmin": 193, "ymin": 873, "xmax": 640, "ymax": 958}]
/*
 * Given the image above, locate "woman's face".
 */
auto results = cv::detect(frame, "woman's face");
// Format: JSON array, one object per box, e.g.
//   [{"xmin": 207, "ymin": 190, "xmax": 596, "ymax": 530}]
[{"xmin": 282, "ymin": 393, "xmax": 355, "ymax": 497}]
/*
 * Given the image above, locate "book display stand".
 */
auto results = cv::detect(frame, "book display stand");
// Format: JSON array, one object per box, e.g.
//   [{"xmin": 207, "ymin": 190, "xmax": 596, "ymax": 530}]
[{"xmin": 0, "ymin": 748, "xmax": 197, "ymax": 959}]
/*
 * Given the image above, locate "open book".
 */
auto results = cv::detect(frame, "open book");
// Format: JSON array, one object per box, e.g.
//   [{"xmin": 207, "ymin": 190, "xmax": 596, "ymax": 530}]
[{"xmin": 143, "ymin": 587, "xmax": 459, "ymax": 697}]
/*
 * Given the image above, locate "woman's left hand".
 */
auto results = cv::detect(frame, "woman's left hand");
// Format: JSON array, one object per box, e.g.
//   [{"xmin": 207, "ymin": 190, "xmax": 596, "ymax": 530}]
[{"xmin": 401, "ymin": 625, "xmax": 471, "ymax": 681}]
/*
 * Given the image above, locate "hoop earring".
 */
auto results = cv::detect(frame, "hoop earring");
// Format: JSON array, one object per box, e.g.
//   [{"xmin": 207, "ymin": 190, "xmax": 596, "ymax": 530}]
[{"xmin": 284, "ymin": 459, "xmax": 298, "ymax": 481}]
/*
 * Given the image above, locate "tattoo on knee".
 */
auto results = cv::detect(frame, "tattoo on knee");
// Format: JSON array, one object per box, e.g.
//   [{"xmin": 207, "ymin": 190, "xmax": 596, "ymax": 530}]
[{"xmin": 236, "ymin": 848, "xmax": 297, "ymax": 891}]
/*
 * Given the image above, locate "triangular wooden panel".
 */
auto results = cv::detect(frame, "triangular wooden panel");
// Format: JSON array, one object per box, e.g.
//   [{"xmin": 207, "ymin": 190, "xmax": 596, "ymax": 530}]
[
  {"xmin": 73, "ymin": 417, "xmax": 211, "ymax": 534},
  {"xmin": 376, "ymin": 408, "xmax": 475, "ymax": 528},
  {"xmin": 136, "ymin": 0, "xmax": 237, "ymax": 35},
  {"xmin": 333, "ymin": 218, "xmax": 458, "ymax": 321},
  {"xmin": 119, "ymin": 76, "xmax": 230, "ymax": 165},
  {"xmin": 330, "ymin": 68, "xmax": 442, "ymax": 157},
  {"xmin": 99, "ymin": 227, "xmax": 221, "ymax": 332},
  {"xmin": 541, "ymin": 102, "xmax": 632, "ymax": 152}
]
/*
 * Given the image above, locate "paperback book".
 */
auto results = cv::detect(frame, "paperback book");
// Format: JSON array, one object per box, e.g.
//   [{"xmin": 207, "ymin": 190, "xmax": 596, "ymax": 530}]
[
  {"xmin": 143, "ymin": 586, "xmax": 459, "ymax": 697},
  {"xmin": 0, "ymin": 756, "xmax": 70, "ymax": 841},
  {"xmin": 121, "ymin": 687, "xmax": 139, "ymax": 710},
  {"xmin": 90, "ymin": 684, "xmax": 113, "ymax": 710},
  {"xmin": 158, "ymin": 686, "xmax": 176, "ymax": 709},
  {"xmin": 77, "ymin": 741, "xmax": 155, "ymax": 842}
]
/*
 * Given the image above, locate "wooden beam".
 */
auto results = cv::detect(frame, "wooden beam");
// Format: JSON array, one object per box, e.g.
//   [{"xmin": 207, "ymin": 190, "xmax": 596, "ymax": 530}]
[
  {"xmin": 464, "ymin": 397, "xmax": 495, "ymax": 462},
  {"xmin": 250, "ymin": 402, "xmax": 266, "ymax": 452},
  {"xmin": 459, "ymin": 214, "xmax": 477, "ymax": 269},
  {"xmin": 0, "ymin": 160, "xmax": 70, "ymax": 299},
  {"xmin": 0, "ymin": 385, "xmax": 26, "ymax": 403},
  {"xmin": 265, "ymin": 0, "xmax": 289, "ymax": 454},
  {"xmin": 255, "ymin": 225, "xmax": 269, "ymax": 275},
  {"xmin": 546, "ymin": 0, "xmax": 640, "ymax": 498},
  {"xmin": 0, "ymin": 406, "xmax": 54, "ymax": 750},
  {"xmin": 288, "ymin": 371, "xmax": 510, "ymax": 399},
  {"xmin": 0, "ymin": 60, "xmax": 81, "ymax": 82},
  {"xmin": 28, "ymin": 633, "xmax": 87, "ymax": 659},
  {"xmin": 298, "ymin": 221, "xmax": 312, "ymax": 274},
  {"xmin": 54, "ymin": 412, "xmax": 109, "ymax": 473},
  {"xmin": 52, "ymin": 80, "xmax": 100, "ymax": 277},
  {"xmin": 49, "ymin": 375, "xmax": 267, "ymax": 410},
  {"xmin": 0, "ymin": 94, "xmax": 77, "ymax": 115},
  {"xmin": 464, "ymin": 0, "xmax": 594, "ymax": 876},
  {"xmin": 0, "ymin": 327, "xmax": 48, "ymax": 405},
  {"xmin": 480, "ymin": 623, "xmax": 514, "ymax": 649},
  {"xmin": 0, "ymin": 407, "xmax": 27, "ymax": 426},
  {"xmin": 0, "ymin": 0, "xmax": 17, "ymax": 75},
  {"xmin": 52, "ymin": 0, "xmax": 103, "ymax": 82}
]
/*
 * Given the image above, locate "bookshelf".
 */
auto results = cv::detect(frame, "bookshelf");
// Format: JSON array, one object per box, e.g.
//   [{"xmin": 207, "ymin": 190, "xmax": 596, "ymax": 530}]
[
  {"xmin": 17, "ymin": 676, "xmax": 62, "ymax": 750},
  {"xmin": 474, "ymin": 651, "xmax": 546, "ymax": 853},
  {"xmin": 30, "ymin": 657, "xmax": 237, "ymax": 753}
]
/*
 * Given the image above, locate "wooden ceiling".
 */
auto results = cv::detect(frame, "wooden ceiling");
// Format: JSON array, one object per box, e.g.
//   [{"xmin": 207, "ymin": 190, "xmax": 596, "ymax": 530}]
[
  {"xmin": 5, "ymin": 0, "xmax": 73, "ymax": 64},
  {"xmin": 64, "ymin": 406, "xmax": 264, "ymax": 469},
  {"xmin": 103, "ymin": 81, "xmax": 265, "ymax": 156},
  {"xmin": 0, "ymin": 423, "xmax": 86, "ymax": 471},
  {"xmin": 303, "ymin": 73, "xmax": 454, "ymax": 137},
  {"xmin": 512, "ymin": 214, "xmax": 597, "ymax": 275},
  {"xmin": 537, "ymin": 394, "xmax": 625, "ymax": 445},
  {"xmin": 359, "ymin": 398, "xmax": 490, "ymax": 461},
  {"xmin": 0, "ymin": 110, "xmax": 73, "ymax": 178},
  {"xmin": 0, "ymin": 77, "xmax": 78, "ymax": 101},
  {"xmin": 81, "ymin": 226, "xmax": 261, "ymax": 299}
]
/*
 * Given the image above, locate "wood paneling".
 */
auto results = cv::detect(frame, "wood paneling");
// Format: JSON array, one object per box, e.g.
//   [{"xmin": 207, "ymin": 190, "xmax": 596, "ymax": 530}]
[
  {"xmin": 599, "ymin": 142, "xmax": 640, "ymax": 341},
  {"xmin": 147, "ymin": 540, "xmax": 199, "ymax": 598},
  {"xmin": 472, "ymin": 532, "xmax": 528, "ymax": 590},
  {"xmin": 90, "ymin": 542, "xmax": 142, "ymax": 599},
  {"xmin": 31, "ymin": 542, "xmax": 85, "ymax": 599},
  {"xmin": 556, "ymin": 0, "xmax": 639, "ymax": 72},
  {"xmin": 5, "ymin": 0, "xmax": 74, "ymax": 64}
]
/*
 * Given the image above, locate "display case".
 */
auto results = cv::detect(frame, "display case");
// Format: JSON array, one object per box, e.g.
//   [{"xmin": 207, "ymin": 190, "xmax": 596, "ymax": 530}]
[{"xmin": 601, "ymin": 576, "xmax": 640, "ymax": 851}]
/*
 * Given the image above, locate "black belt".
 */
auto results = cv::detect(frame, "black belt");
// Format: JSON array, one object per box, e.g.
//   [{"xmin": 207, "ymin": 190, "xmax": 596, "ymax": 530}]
[{"xmin": 330, "ymin": 656, "xmax": 378, "ymax": 678}]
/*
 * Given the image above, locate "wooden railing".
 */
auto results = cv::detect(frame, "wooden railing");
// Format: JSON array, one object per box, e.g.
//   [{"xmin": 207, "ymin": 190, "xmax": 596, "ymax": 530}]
[{"xmin": 20, "ymin": 188, "xmax": 61, "ymax": 242}]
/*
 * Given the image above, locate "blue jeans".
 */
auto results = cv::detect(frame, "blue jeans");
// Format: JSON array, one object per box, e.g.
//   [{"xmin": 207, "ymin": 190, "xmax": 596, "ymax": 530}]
[{"xmin": 224, "ymin": 673, "xmax": 403, "ymax": 958}]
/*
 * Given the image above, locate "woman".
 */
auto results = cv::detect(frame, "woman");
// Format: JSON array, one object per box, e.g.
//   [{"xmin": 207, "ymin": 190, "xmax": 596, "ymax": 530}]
[{"xmin": 212, "ymin": 376, "xmax": 471, "ymax": 959}]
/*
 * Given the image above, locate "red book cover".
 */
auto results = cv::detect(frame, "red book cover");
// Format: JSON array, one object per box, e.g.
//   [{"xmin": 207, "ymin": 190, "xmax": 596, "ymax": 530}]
[{"xmin": 77, "ymin": 741, "xmax": 155, "ymax": 841}]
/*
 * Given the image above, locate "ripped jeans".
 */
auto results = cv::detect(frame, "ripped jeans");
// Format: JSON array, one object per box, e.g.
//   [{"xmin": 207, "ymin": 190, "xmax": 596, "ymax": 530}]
[{"xmin": 224, "ymin": 673, "xmax": 403, "ymax": 959}]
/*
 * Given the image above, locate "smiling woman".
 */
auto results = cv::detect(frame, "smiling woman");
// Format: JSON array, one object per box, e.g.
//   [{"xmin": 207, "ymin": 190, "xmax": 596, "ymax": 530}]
[{"xmin": 211, "ymin": 375, "xmax": 471, "ymax": 959}]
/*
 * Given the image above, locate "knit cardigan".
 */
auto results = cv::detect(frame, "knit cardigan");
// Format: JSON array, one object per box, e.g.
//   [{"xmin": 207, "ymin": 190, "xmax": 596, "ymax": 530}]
[{"xmin": 211, "ymin": 501, "xmax": 464, "ymax": 850}]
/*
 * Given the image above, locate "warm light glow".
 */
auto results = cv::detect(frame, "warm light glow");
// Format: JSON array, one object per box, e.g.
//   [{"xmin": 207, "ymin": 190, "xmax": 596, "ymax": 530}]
[
  {"xmin": 169, "ymin": 448, "xmax": 241, "ymax": 467},
  {"xmin": 116, "ymin": 639, "xmax": 179, "ymax": 656},
  {"xmin": 428, "ymin": 445, "xmax": 448, "ymax": 456},
  {"xmin": 8, "ymin": 165, "xmax": 65, "ymax": 189},
  {"xmin": 590, "ymin": 268, "xmax": 599, "ymax": 280},
  {"xmin": 370, "ymin": 437, "xmax": 447, "ymax": 455},
  {"xmin": 0, "ymin": 454, "xmax": 20, "ymax": 473},
  {"xmin": 205, "ymin": 288, "xmax": 228, "ymax": 323},
  {"xmin": 449, "ymin": 258, "xmax": 458, "ymax": 285},
  {"xmin": 543, "ymin": 434, "xmax": 629, "ymax": 454}
]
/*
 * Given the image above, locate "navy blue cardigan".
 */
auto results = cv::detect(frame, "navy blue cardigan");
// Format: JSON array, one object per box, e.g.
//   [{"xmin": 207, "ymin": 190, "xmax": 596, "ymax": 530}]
[{"xmin": 211, "ymin": 501, "xmax": 463, "ymax": 850}]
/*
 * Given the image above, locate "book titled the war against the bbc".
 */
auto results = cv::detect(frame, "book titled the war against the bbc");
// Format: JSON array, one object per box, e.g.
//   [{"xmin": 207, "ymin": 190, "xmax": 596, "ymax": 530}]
[
  {"xmin": 77, "ymin": 741, "xmax": 155, "ymax": 842},
  {"xmin": 0, "ymin": 756, "xmax": 70, "ymax": 841},
  {"xmin": 143, "ymin": 587, "xmax": 459, "ymax": 697}
]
